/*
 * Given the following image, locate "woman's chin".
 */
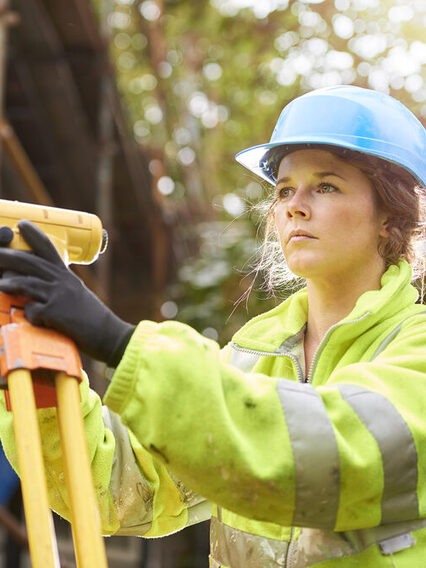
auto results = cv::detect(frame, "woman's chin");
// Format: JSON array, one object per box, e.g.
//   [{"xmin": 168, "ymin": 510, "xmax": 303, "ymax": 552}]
[{"xmin": 286, "ymin": 256, "xmax": 324, "ymax": 279}]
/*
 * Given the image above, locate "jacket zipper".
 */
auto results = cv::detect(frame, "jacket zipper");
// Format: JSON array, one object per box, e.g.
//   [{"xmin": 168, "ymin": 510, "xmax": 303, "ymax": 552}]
[
  {"xmin": 230, "ymin": 343, "xmax": 305, "ymax": 383},
  {"xmin": 232, "ymin": 311, "xmax": 371, "ymax": 568},
  {"xmin": 284, "ymin": 312, "xmax": 371, "ymax": 567},
  {"xmin": 233, "ymin": 310, "xmax": 371, "ymax": 384},
  {"xmin": 285, "ymin": 527, "xmax": 296, "ymax": 568}
]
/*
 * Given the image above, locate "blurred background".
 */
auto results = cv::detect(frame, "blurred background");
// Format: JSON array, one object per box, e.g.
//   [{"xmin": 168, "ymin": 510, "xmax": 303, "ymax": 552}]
[{"xmin": 0, "ymin": 0, "xmax": 424, "ymax": 565}]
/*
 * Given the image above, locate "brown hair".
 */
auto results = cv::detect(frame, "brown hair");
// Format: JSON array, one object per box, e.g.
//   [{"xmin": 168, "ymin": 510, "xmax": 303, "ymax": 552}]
[
  {"xmin": 253, "ymin": 145, "xmax": 426, "ymax": 295},
  {"xmin": 327, "ymin": 147, "xmax": 425, "ymax": 274}
]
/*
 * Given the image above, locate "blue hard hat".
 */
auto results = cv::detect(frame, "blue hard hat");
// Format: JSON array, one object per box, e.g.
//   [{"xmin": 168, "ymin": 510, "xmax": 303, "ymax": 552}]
[{"xmin": 235, "ymin": 85, "xmax": 426, "ymax": 186}]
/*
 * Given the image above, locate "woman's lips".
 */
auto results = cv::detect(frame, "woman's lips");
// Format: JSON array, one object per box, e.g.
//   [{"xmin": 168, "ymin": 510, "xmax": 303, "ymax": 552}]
[{"xmin": 289, "ymin": 235, "xmax": 316, "ymax": 243}]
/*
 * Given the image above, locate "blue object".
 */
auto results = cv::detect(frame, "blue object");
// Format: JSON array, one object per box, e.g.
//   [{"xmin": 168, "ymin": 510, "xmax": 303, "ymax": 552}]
[
  {"xmin": 235, "ymin": 85, "xmax": 426, "ymax": 186},
  {"xmin": 0, "ymin": 442, "xmax": 19, "ymax": 505}
]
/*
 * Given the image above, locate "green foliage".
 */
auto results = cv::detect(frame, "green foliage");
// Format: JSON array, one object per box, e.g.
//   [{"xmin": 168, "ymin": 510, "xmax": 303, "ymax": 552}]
[{"xmin": 93, "ymin": 0, "xmax": 425, "ymax": 343}]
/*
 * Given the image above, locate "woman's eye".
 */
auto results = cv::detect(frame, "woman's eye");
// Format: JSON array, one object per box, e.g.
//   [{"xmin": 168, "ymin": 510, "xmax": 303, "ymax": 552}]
[
  {"xmin": 275, "ymin": 183, "xmax": 338, "ymax": 199},
  {"xmin": 318, "ymin": 183, "xmax": 338, "ymax": 193},
  {"xmin": 276, "ymin": 187, "xmax": 293, "ymax": 199}
]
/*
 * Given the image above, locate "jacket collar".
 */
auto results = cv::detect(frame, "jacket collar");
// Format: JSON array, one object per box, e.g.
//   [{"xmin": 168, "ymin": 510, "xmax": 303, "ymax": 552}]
[{"xmin": 232, "ymin": 260, "xmax": 418, "ymax": 353}]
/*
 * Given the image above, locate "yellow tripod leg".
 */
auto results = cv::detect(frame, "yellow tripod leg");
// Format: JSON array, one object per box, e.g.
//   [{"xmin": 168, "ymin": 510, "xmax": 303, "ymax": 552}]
[
  {"xmin": 7, "ymin": 369, "xmax": 60, "ymax": 568},
  {"xmin": 55, "ymin": 372, "xmax": 108, "ymax": 568}
]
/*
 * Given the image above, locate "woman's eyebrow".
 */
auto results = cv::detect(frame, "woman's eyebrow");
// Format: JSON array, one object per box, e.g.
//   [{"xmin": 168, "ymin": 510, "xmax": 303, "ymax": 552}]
[
  {"xmin": 315, "ymin": 171, "xmax": 346, "ymax": 180},
  {"xmin": 275, "ymin": 176, "xmax": 291, "ymax": 185},
  {"xmin": 276, "ymin": 171, "xmax": 346, "ymax": 185}
]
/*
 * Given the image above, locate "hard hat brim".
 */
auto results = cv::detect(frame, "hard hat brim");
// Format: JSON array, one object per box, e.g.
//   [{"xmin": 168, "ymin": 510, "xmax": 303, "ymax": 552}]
[{"xmin": 235, "ymin": 137, "xmax": 426, "ymax": 186}]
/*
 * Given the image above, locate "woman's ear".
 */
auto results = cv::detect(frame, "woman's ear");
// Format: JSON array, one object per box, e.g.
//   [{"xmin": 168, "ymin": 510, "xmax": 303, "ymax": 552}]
[{"xmin": 379, "ymin": 215, "xmax": 390, "ymax": 238}]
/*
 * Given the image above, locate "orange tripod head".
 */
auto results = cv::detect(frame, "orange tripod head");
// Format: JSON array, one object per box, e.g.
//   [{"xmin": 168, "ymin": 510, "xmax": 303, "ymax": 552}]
[{"xmin": 0, "ymin": 199, "xmax": 107, "ymax": 264}]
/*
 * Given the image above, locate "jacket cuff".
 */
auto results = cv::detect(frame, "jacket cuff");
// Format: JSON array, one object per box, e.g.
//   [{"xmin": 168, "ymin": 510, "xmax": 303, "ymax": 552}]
[{"xmin": 103, "ymin": 320, "xmax": 157, "ymax": 414}]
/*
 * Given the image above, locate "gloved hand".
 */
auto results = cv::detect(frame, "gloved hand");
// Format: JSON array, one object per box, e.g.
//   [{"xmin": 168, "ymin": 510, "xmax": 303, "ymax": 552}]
[{"xmin": 0, "ymin": 220, "xmax": 135, "ymax": 367}]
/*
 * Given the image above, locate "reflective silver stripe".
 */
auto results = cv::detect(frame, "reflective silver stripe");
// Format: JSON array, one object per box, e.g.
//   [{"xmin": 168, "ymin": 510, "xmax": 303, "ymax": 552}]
[
  {"xmin": 211, "ymin": 517, "xmax": 426, "ymax": 568},
  {"xmin": 370, "ymin": 324, "xmax": 405, "ymax": 360},
  {"xmin": 345, "ymin": 517, "xmax": 426, "ymax": 551},
  {"xmin": 371, "ymin": 311, "xmax": 426, "ymax": 360},
  {"xmin": 289, "ymin": 527, "xmax": 357, "ymax": 567},
  {"xmin": 276, "ymin": 380, "xmax": 340, "ymax": 528},
  {"xmin": 103, "ymin": 408, "xmax": 154, "ymax": 534},
  {"xmin": 290, "ymin": 520, "xmax": 426, "ymax": 567},
  {"xmin": 379, "ymin": 533, "xmax": 416, "ymax": 555},
  {"xmin": 210, "ymin": 516, "xmax": 287, "ymax": 568},
  {"xmin": 338, "ymin": 385, "xmax": 418, "ymax": 523}
]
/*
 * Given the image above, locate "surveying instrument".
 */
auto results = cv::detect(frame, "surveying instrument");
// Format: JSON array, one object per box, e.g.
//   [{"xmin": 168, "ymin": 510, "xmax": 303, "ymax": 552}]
[{"xmin": 0, "ymin": 199, "xmax": 108, "ymax": 567}]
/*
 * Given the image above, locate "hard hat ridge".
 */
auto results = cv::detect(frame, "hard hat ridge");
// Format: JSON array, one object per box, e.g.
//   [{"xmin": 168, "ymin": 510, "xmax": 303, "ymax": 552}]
[{"xmin": 235, "ymin": 85, "xmax": 426, "ymax": 186}]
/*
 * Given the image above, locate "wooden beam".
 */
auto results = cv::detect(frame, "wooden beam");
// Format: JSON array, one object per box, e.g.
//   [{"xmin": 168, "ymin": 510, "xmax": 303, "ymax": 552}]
[
  {"xmin": 0, "ymin": 118, "xmax": 101, "ymax": 293},
  {"xmin": 0, "ymin": 118, "xmax": 54, "ymax": 205}
]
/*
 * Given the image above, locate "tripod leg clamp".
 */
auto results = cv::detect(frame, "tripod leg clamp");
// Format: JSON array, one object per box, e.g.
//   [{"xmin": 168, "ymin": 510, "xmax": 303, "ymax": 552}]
[{"xmin": 0, "ymin": 322, "xmax": 83, "ymax": 409}]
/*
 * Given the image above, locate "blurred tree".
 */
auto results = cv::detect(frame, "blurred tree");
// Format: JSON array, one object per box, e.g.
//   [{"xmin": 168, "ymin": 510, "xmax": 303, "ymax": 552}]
[{"xmin": 92, "ymin": 0, "xmax": 426, "ymax": 344}]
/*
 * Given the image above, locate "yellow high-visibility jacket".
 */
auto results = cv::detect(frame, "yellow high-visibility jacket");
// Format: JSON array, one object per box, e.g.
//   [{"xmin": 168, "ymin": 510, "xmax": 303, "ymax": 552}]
[{"xmin": 1, "ymin": 260, "xmax": 426, "ymax": 567}]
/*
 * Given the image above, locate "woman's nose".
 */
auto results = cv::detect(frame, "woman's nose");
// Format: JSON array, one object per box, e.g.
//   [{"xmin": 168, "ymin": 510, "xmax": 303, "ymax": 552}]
[{"xmin": 286, "ymin": 189, "xmax": 311, "ymax": 219}]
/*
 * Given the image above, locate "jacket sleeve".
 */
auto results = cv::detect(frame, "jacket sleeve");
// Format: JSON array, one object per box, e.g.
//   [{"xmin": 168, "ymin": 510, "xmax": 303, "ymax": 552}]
[
  {"xmin": 0, "ymin": 373, "xmax": 210, "ymax": 537},
  {"xmin": 103, "ymin": 315, "xmax": 426, "ymax": 532}
]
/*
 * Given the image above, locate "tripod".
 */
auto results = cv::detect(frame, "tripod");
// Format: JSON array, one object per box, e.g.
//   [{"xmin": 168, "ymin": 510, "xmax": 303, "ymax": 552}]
[{"xmin": 1, "ymin": 291, "xmax": 108, "ymax": 567}]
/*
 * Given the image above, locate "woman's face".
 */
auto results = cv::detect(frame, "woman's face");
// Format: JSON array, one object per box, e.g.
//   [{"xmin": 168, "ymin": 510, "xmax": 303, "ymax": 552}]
[{"xmin": 274, "ymin": 149, "xmax": 388, "ymax": 281}]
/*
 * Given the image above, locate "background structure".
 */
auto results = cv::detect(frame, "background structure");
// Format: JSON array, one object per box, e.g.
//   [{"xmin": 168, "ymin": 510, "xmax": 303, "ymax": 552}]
[{"xmin": 0, "ymin": 0, "xmax": 424, "ymax": 566}]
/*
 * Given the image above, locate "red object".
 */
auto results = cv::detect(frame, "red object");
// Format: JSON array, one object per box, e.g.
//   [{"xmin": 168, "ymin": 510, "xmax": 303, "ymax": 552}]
[{"xmin": 0, "ymin": 293, "xmax": 82, "ymax": 409}]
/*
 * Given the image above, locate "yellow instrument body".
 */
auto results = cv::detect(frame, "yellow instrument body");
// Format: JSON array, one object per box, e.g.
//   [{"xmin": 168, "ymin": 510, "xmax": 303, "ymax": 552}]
[{"xmin": 0, "ymin": 198, "xmax": 105, "ymax": 264}]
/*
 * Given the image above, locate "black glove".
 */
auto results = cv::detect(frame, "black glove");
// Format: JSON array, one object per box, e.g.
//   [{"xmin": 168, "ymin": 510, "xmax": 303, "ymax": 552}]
[{"xmin": 0, "ymin": 220, "xmax": 135, "ymax": 367}]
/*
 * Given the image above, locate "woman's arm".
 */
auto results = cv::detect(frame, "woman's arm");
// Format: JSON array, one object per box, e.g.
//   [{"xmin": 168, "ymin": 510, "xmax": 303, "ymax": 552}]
[{"xmin": 105, "ymin": 314, "xmax": 426, "ymax": 531}]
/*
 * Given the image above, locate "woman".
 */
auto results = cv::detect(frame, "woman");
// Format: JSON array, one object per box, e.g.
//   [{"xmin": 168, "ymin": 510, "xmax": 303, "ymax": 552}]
[{"xmin": 0, "ymin": 85, "xmax": 425, "ymax": 567}]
